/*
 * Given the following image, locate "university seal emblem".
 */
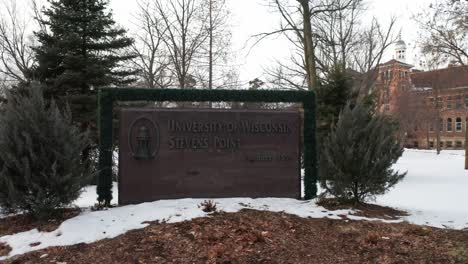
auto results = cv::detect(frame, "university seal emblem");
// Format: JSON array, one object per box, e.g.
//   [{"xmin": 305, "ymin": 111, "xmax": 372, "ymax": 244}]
[{"xmin": 128, "ymin": 116, "xmax": 160, "ymax": 160}]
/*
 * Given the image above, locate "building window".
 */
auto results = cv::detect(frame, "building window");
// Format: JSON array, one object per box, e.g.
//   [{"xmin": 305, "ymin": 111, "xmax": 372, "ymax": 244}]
[
  {"xmin": 439, "ymin": 141, "xmax": 444, "ymax": 148},
  {"xmin": 446, "ymin": 141, "xmax": 453, "ymax": 148},
  {"xmin": 413, "ymin": 141, "xmax": 419, "ymax": 148},
  {"xmin": 447, "ymin": 118, "xmax": 453, "ymax": 132},
  {"xmin": 447, "ymin": 96, "xmax": 452, "ymax": 109},
  {"xmin": 437, "ymin": 97, "xmax": 443, "ymax": 108},
  {"xmin": 456, "ymin": 96, "xmax": 462, "ymax": 109},
  {"xmin": 465, "ymin": 95, "xmax": 468, "ymax": 107},
  {"xmin": 456, "ymin": 117, "xmax": 462, "ymax": 132},
  {"xmin": 439, "ymin": 118, "xmax": 444, "ymax": 132},
  {"xmin": 429, "ymin": 141, "xmax": 434, "ymax": 148},
  {"xmin": 384, "ymin": 104, "xmax": 390, "ymax": 111},
  {"xmin": 456, "ymin": 141, "xmax": 463, "ymax": 148},
  {"xmin": 428, "ymin": 97, "xmax": 435, "ymax": 106},
  {"xmin": 383, "ymin": 90, "xmax": 389, "ymax": 104},
  {"xmin": 429, "ymin": 122, "xmax": 434, "ymax": 132}
]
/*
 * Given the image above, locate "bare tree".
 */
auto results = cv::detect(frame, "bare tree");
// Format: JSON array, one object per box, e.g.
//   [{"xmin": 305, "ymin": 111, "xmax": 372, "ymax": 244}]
[
  {"xmin": 154, "ymin": 0, "xmax": 208, "ymax": 89},
  {"xmin": 400, "ymin": 81, "xmax": 443, "ymax": 154},
  {"xmin": 349, "ymin": 17, "xmax": 398, "ymax": 101},
  {"xmin": 130, "ymin": 0, "xmax": 171, "ymax": 89},
  {"xmin": 265, "ymin": 61, "xmax": 308, "ymax": 90},
  {"xmin": 254, "ymin": 0, "xmax": 369, "ymax": 90},
  {"xmin": 414, "ymin": 0, "xmax": 468, "ymax": 66},
  {"xmin": 300, "ymin": 0, "xmax": 318, "ymax": 90},
  {"xmin": 0, "ymin": 75, "xmax": 7, "ymax": 103},
  {"xmin": 394, "ymin": 83, "xmax": 437, "ymax": 148},
  {"xmin": 313, "ymin": 0, "xmax": 363, "ymax": 73},
  {"xmin": 415, "ymin": 54, "xmax": 448, "ymax": 154},
  {"xmin": 252, "ymin": 0, "xmax": 337, "ymax": 90},
  {"xmin": 0, "ymin": 0, "xmax": 36, "ymax": 83},
  {"xmin": 201, "ymin": 0, "xmax": 232, "ymax": 90}
]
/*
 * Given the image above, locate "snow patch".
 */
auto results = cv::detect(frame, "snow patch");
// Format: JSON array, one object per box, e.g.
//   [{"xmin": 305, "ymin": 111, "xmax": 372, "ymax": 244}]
[
  {"xmin": 376, "ymin": 149, "xmax": 468, "ymax": 229},
  {"xmin": 0, "ymin": 198, "xmax": 399, "ymax": 260}
]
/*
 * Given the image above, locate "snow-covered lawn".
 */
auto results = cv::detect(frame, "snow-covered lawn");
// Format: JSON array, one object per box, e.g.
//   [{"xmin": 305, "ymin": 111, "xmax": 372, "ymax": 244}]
[
  {"xmin": 376, "ymin": 149, "xmax": 468, "ymax": 229},
  {"xmin": 1, "ymin": 149, "xmax": 467, "ymax": 260}
]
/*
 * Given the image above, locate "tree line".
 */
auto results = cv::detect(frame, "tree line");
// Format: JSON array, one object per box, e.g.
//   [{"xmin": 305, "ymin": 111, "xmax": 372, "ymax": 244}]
[
  {"xmin": 0, "ymin": 0, "xmax": 236, "ymax": 92},
  {"xmin": 0, "ymin": 0, "xmax": 465, "ymax": 94}
]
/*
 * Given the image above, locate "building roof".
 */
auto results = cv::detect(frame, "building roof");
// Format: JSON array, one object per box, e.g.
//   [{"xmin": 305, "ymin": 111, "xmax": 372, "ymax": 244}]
[
  {"xmin": 395, "ymin": 39, "xmax": 406, "ymax": 49},
  {"xmin": 410, "ymin": 65, "xmax": 468, "ymax": 89},
  {"xmin": 379, "ymin": 59, "xmax": 414, "ymax": 68},
  {"xmin": 395, "ymin": 40, "xmax": 405, "ymax": 45}
]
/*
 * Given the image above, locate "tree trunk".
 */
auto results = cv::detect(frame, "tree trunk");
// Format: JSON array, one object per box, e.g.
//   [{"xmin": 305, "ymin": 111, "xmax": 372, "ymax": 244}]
[
  {"xmin": 299, "ymin": 0, "xmax": 317, "ymax": 91},
  {"xmin": 435, "ymin": 89, "xmax": 441, "ymax": 155},
  {"xmin": 426, "ymin": 125, "xmax": 430, "ymax": 149},
  {"xmin": 209, "ymin": 0, "xmax": 213, "ymax": 91},
  {"xmin": 465, "ymin": 121, "xmax": 468, "ymax": 169},
  {"xmin": 208, "ymin": 0, "xmax": 213, "ymax": 108}
]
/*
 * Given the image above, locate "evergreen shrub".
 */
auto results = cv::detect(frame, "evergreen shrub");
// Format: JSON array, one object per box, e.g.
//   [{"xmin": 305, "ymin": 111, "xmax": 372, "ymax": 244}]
[
  {"xmin": 0, "ymin": 86, "xmax": 92, "ymax": 219},
  {"xmin": 320, "ymin": 103, "xmax": 406, "ymax": 204}
]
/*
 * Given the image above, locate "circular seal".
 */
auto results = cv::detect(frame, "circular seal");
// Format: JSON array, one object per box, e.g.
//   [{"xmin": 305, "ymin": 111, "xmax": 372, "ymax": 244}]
[{"xmin": 128, "ymin": 116, "xmax": 160, "ymax": 160}]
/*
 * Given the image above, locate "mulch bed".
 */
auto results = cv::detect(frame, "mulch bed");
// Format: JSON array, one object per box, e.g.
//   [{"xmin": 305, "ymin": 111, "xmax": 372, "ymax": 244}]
[
  {"xmin": 0, "ymin": 243, "xmax": 11, "ymax": 257},
  {"xmin": 317, "ymin": 198, "xmax": 408, "ymax": 220},
  {"xmin": 4, "ymin": 209, "xmax": 468, "ymax": 264},
  {"xmin": 0, "ymin": 208, "xmax": 81, "ymax": 237}
]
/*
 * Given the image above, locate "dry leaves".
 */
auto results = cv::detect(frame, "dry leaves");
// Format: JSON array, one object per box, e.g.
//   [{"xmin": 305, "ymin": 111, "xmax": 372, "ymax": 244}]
[{"xmin": 4, "ymin": 209, "xmax": 468, "ymax": 264}]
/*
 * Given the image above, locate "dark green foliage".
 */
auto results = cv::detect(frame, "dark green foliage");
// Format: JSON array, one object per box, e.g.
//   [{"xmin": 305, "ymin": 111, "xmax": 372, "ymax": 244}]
[
  {"xmin": 97, "ymin": 88, "xmax": 317, "ymax": 205},
  {"xmin": 248, "ymin": 78, "xmax": 265, "ymax": 90},
  {"xmin": 320, "ymin": 103, "xmax": 406, "ymax": 204},
  {"xmin": 33, "ymin": 0, "xmax": 136, "ymax": 171},
  {"xmin": 0, "ymin": 86, "xmax": 92, "ymax": 219},
  {"xmin": 316, "ymin": 67, "xmax": 358, "ymax": 188},
  {"xmin": 34, "ymin": 0, "xmax": 136, "ymax": 95},
  {"xmin": 316, "ymin": 67, "xmax": 355, "ymax": 139}
]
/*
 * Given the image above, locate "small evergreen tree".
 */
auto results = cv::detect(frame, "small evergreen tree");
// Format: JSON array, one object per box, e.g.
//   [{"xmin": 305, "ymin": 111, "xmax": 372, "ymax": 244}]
[
  {"xmin": 320, "ymin": 103, "xmax": 406, "ymax": 204},
  {"xmin": 34, "ymin": 0, "xmax": 136, "ymax": 95},
  {"xmin": 0, "ymin": 85, "xmax": 92, "ymax": 219},
  {"xmin": 316, "ymin": 67, "xmax": 354, "ymax": 139},
  {"xmin": 316, "ymin": 67, "xmax": 357, "ymax": 181}
]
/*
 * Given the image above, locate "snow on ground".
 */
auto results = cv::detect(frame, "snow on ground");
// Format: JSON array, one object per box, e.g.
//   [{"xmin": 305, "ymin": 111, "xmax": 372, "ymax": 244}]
[
  {"xmin": 0, "ymin": 198, "xmax": 397, "ymax": 260},
  {"xmin": 73, "ymin": 184, "xmax": 119, "ymax": 208},
  {"xmin": 376, "ymin": 149, "xmax": 468, "ymax": 229},
  {"xmin": 1, "ymin": 149, "xmax": 467, "ymax": 259}
]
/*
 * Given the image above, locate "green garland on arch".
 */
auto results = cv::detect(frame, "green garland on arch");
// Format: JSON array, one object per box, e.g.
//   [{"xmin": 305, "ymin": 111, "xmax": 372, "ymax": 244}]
[{"xmin": 97, "ymin": 88, "xmax": 318, "ymax": 205}]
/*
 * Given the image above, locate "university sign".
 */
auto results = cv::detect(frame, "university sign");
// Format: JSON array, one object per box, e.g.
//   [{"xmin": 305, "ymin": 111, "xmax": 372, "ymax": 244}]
[
  {"xmin": 97, "ymin": 88, "xmax": 317, "ymax": 206},
  {"xmin": 119, "ymin": 109, "xmax": 301, "ymax": 204}
]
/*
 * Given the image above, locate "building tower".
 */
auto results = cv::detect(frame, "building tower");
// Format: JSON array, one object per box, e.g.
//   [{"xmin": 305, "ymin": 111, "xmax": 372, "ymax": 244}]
[{"xmin": 395, "ymin": 32, "xmax": 407, "ymax": 63}]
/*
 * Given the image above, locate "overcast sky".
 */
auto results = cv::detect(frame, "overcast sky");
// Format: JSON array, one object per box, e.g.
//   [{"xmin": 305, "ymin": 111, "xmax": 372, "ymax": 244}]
[
  {"xmin": 16, "ymin": 0, "xmax": 434, "ymax": 85},
  {"xmin": 109, "ymin": 0, "xmax": 432, "ymax": 85}
]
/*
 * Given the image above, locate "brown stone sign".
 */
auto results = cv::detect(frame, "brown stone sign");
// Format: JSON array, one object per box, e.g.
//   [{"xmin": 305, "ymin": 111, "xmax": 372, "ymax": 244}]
[{"xmin": 118, "ymin": 108, "xmax": 301, "ymax": 204}]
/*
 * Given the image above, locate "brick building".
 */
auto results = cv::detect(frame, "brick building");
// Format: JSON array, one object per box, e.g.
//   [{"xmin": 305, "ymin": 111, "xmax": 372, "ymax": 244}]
[{"xmin": 375, "ymin": 39, "xmax": 468, "ymax": 149}]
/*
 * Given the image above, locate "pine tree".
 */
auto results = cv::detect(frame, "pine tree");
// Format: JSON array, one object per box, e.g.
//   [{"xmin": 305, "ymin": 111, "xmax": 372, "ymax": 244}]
[
  {"xmin": 316, "ymin": 67, "xmax": 356, "ymax": 180},
  {"xmin": 316, "ymin": 67, "xmax": 354, "ymax": 139},
  {"xmin": 33, "ymin": 0, "xmax": 136, "ymax": 167},
  {"xmin": 34, "ymin": 0, "xmax": 136, "ymax": 95},
  {"xmin": 0, "ymin": 85, "xmax": 92, "ymax": 219},
  {"xmin": 320, "ymin": 103, "xmax": 406, "ymax": 204}
]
